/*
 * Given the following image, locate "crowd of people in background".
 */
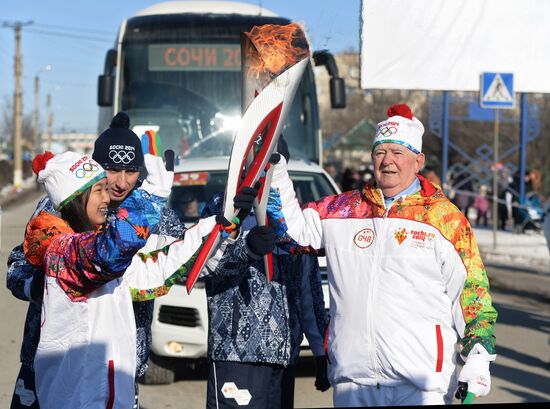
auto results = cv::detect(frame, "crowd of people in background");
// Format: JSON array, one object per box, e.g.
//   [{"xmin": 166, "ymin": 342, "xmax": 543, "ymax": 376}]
[{"xmin": 324, "ymin": 162, "xmax": 547, "ymax": 236}]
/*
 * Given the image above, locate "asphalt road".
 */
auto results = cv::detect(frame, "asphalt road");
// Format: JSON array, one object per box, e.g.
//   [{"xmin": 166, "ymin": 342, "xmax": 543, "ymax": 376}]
[{"xmin": 0, "ymin": 192, "xmax": 548, "ymax": 408}]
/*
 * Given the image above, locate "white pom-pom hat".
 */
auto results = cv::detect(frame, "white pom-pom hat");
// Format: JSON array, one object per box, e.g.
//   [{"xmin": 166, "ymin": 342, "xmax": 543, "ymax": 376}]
[
  {"xmin": 372, "ymin": 104, "xmax": 424, "ymax": 154},
  {"xmin": 32, "ymin": 151, "xmax": 106, "ymax": 210}
]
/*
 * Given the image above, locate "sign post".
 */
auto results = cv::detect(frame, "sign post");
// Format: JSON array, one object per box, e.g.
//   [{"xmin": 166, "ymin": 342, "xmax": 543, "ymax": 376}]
[{"xmin": 480, "ymin": 72, "xmax": 514, "ymax": 249}]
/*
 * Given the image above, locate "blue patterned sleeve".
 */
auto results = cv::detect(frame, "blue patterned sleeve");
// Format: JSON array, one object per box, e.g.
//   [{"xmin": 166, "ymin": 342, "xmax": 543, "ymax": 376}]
[
  {"xmin": 158, "ymin": 207, "xmax": 186, "ymax": 238},
  {"xmin": 199, "ymin": 192, "xmax": 251, "ymax": 280},
  {"xmin": 6, "ymin": 244, "xmax": 36, "ymax": 301},
  {"xmin": 267, "ymin": 187, "xmax": 322, "ymax": 256},
  {"xmin": 94, "ymin": 188, "xmax": 164, "ymax": 272}
]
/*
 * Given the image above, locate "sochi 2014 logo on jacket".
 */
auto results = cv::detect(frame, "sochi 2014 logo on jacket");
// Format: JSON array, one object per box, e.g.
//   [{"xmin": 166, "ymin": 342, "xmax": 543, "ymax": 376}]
[
  {"xmin": 394, "ymin": 227, "xmax": 435, "ymax": 249},
  {"xmin": 354, "ymin": 228, "xmax": 375, "ymax": 249}
]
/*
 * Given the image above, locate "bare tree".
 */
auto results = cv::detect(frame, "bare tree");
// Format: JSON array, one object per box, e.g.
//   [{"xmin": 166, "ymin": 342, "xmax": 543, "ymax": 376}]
[{"xmin": 1, "ymin": 93, "xmax": 35, "ymax": 154}]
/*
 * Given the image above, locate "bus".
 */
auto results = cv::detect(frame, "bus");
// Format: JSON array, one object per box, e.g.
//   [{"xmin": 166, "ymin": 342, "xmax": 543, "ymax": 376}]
[{"xmin": 97, "ymin": 1, "xmax": 345, "ymax": 166}]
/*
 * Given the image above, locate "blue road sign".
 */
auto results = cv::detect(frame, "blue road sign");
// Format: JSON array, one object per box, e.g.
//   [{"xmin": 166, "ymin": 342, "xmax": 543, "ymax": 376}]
[{"xmin": 480, "ymin": 72, "xmax": 515, "ymax": 109}]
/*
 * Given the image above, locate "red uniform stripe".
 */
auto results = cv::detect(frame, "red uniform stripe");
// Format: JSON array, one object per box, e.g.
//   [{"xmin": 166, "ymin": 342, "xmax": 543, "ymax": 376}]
[
  {"xmin": 106, "ymin": 360, "xmax": 115, "ymax": 409},
  {"xmin": 435, "ymin": 324, "xmax": 443, "ymax": 372}
]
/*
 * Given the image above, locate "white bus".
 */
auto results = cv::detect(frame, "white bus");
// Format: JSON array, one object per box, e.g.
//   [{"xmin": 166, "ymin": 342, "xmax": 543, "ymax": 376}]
[
  {"xmin": 97, "ymin": 1, "xmax": 345, "ymax": 384},
  {"xmin": 97, "ymin": 1, "xmax": 345, "ymax": 165}
]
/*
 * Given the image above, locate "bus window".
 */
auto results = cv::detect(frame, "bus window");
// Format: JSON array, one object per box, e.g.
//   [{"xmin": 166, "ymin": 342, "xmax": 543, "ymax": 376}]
[{"xmin": 117, "ymin": 14, "xmax": 320, "ymax": 163}]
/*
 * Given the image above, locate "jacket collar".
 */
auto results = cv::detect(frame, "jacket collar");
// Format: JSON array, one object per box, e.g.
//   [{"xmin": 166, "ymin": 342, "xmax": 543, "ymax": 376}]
[{"xmin": 361, "ymin": 174, "xmax": 441, "ymax": 208}]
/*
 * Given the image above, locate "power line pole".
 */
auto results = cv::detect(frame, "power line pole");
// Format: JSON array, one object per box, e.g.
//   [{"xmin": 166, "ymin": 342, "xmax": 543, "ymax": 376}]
[{"xmin": 3, "ymin": 20, "xmax": 33, "ymax": 189}]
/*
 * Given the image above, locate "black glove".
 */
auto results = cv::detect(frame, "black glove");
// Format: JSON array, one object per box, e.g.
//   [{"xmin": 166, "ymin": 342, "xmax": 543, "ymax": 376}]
[
  {"xmin": 215, "ymin": 214, "xmax": 233, "ymax": 228},
  {"xmin": 269, "ymin": 135, "xmax": 290, "ymax": 165},
  {"xmin": 30, "ymin": 268, "xmax": 45, "ymax": 303},
  {"xmin": 455, "ymin": 381, "xmax": 468, "ymax": 402},
  {"xmin": 246, "ymin": 225, "xmax": 276, "ymax": 258},
  {"xmin": 164, "ymin": 149, "xmax": 175, "ymax": 172},
  {"xmin": 314, "ymin": 356, "xmax": 331, "ymax": 392},
  {"xmin": 233, "ymin": 185, "xmax": 259, "ymax": 221}
]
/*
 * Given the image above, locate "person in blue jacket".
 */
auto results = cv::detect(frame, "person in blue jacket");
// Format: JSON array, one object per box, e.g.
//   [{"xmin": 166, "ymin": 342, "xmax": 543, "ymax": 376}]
[{"xmin": 200, "ymin": 150, "xmax": 330, "ymax": 409}]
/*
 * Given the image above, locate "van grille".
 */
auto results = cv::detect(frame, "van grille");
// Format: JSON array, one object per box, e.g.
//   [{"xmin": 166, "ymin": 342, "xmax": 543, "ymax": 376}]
[{"xmin": 158, "ymin": 305, "xmax": 200, "ymax": 327}]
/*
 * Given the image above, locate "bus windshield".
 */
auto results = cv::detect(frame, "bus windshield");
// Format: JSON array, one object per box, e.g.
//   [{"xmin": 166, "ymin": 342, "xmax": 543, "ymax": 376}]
[{"xmin": 119, "ymin": 14, "xmax": 320, "ymax": 162}]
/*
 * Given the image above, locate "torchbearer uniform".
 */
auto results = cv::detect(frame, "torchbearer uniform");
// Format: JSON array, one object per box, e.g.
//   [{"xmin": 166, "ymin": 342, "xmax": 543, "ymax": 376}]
[{"xmin": 267, "ymin": 104, "xmax": 497, "ymax": 406}]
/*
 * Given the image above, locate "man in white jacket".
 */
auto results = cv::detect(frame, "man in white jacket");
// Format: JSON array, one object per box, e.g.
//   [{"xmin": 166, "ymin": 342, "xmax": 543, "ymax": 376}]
[{"xmin": 267, "ymin": 104, "xmax": 498, "ymax": 406}]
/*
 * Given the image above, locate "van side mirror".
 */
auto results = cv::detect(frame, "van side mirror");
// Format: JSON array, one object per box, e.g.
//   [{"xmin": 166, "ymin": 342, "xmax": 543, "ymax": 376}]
[
  {"xmin": 313, "ymin": 50, "xmax": 347, "ymax": 109},
  {"xmin": 98, "ymin": 74, "xmax": 114, "ymax": 107},
  {"xmin": 330, "ymin": 77, "xmax": 346, "ymax": 109}
]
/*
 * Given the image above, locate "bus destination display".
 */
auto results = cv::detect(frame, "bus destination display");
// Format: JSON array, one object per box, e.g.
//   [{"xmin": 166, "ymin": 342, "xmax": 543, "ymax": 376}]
[{"xmin": 149, "ymin": 44, "xmax": 241, "ymax": 71}]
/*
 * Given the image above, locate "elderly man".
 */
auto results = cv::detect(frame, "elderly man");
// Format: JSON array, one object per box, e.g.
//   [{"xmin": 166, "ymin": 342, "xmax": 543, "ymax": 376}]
[{"xmin": 267, "ymin": 104, "xmax": 497, "ymax": 406}]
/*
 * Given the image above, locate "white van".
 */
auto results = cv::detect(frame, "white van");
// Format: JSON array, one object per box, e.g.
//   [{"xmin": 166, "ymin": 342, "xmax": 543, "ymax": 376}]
[{"xmin": 143, "ymin": 156, "xmax": 340, "ymax": 384}]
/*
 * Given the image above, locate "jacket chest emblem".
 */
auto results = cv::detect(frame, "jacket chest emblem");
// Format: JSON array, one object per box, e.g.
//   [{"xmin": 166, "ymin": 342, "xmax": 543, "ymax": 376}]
[
  {"xmin": 394, "ymin": 227, "xmax": 435, "ymax": 248},
  {"xmin": 394, "ymin": 228, "xmax": 408, "ymax": 245},
  {"xmin": 353, "ymin": 228, "xmax": 375, "ymax": 249}
]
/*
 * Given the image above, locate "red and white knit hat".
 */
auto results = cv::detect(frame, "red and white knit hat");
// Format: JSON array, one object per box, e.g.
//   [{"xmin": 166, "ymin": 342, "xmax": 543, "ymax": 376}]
[
  {"xmin": 32, "ymin": 151, "xmax": 106, "ymax": 210},
  {"xmin": 372, "ymin": 104, "xmax": 424, "ymax": 154}
]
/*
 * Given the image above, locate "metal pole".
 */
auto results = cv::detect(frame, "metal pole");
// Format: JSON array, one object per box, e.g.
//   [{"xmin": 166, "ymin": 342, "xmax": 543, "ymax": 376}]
[
  {"xmin": 34, "ymin": 75, "xmax": 40, "ymax": 154},
  {"xmin": 492, "ymin": 109, "xmax": 499, "ymax": 250},
  {"xmin": 13, "ymin": 24, "xmax": 23, "ymax": 188},
  {"xmin": 441, "ymin": 91, "xmax": 450, "ymax": 189},
  {"xmin": 46, "ymin": 94, "xmax": 53, "ymax": 151},
  {"xmin": 519, "ymin": 93, "xmax": 528, "ymax": 204}
]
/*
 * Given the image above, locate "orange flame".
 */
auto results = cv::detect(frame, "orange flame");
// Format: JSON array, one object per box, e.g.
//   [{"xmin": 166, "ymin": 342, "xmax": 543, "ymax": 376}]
[{"xmin": 244, "ymin": 23, "xmax": 310, "ymax": 79}]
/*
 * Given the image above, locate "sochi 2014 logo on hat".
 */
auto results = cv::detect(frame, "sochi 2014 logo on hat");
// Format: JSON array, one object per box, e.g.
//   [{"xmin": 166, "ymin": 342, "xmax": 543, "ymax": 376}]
[
  {"xmin": 69, "ymin": 155, "xmax": 101, "ymax": 179},
  {"xmin": 376, "ymin": 121, "xmax": 400, "ymax": 140},
  {"xmin": 108, "ymin": 144, "xmax": 136, "ymax": 165},
  {"xmin": 353, "ymin": 228, "xmax": 375, "ymax": 249}
]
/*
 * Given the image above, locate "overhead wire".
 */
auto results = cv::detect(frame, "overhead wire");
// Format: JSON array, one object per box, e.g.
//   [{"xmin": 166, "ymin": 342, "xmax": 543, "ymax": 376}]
[
  {"xmin": 33, "ymin": 22, "xmax": 116, "ymax": 36},
  {"xmin": 25, "ymin": 28, "xmax": 113, "ymax": 44}
]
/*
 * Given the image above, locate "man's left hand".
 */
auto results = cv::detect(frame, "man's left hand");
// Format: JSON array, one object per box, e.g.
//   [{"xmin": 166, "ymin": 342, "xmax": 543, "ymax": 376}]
[{"xmin": 314, "ymin": 356, "xmax": 331, "ymax": 392}]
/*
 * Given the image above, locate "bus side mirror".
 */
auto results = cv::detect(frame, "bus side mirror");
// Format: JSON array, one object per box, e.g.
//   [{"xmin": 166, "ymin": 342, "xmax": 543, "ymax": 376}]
[
  {"xmin": 330, "ymin": 77, "xmax": 346, "ymax": 109},
  {"xmin": 98, "ymin": 74, "xmax": 114, "ymax": 107},
  {"xmin": 313, "ymin": 50, "xmax": 346, "ymax": 109}
]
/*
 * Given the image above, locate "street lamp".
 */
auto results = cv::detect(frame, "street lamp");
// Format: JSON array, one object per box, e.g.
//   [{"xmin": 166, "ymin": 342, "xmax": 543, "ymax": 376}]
[
  {"xmin": 45, "ymin": 85, "xmax": 60, "ymax": 151},
  {"xmin": 34, "ymin": 64, "xmax": 52, "ymax": 154}
]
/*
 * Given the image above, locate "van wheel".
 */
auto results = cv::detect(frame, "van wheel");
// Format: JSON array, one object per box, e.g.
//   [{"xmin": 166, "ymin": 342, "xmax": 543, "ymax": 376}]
[{"xmin": 141, "ymin": 352, "xmax": 175, "ymax": 385}]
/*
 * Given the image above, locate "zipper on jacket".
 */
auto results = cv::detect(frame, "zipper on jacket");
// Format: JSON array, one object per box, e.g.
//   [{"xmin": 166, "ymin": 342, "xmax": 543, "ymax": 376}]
[{"xmin": 366, "ymin": 200, "xmax": 394, "ymax": 386}]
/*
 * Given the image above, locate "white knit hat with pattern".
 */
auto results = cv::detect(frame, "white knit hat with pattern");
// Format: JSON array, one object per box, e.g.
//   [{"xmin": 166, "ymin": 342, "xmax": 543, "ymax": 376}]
[
  {"xmin": 372, "ymin": 104, "xmax": 424, "ymax": 154},
  {"xmin": 32, "ymin": 151, "xmax": 106, "ymax": 210}
]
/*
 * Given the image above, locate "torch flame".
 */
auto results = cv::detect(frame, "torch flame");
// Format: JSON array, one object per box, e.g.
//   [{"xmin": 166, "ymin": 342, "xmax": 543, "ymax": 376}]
[{"xmin": 244, "ymin": 23, "xmax": 310, "ymax": 79}]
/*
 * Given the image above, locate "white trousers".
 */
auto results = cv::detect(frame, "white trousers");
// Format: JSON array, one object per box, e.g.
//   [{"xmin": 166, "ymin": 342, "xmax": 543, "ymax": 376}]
[{"xmin": 333, "ymin": 382, "xmax": 451, "ymax": 407}]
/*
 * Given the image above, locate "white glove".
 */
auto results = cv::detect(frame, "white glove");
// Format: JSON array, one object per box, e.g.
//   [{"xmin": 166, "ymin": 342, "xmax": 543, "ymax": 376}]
[
  {"xmin": 458, "ymin": 344, "xmax": 494, "ymax": 397},
  {"xmin": 140, "ymin": 153, "xmax": 173, "ymax": 198}
]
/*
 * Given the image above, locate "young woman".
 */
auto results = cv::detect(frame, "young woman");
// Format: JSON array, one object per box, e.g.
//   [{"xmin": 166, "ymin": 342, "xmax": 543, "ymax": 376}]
[{"xmin": 24, "ymin": 149, "xmax": 228, "ymax": 408}]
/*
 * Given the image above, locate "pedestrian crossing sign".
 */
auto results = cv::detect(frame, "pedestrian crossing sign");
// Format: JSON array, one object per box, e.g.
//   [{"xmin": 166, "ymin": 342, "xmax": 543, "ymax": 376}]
[{"xmin": 480, "ymin": 72, "xmax": 515, "ymax": 109}]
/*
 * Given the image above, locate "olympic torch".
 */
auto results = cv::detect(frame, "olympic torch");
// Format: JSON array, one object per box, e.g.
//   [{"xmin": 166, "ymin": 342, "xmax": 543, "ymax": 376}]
[{"xmin": 186, "ymin": 23, "xmax": 310, "ymax": 293}]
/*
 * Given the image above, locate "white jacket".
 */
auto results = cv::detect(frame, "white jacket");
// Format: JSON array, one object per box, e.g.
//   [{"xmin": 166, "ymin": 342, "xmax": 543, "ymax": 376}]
[
  {"xmin": 268, "ymin": 160, "xmax": 497, "ymax": 393},
  {"xmin": 34, "ymin": 216, "xmax": 222, "ymax": 409}
]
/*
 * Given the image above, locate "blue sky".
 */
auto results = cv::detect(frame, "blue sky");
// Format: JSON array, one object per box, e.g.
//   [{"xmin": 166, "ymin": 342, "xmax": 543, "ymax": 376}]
[{"xmin": 0, "ymin": 0, "xmax": 360, "ymax": 134}]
